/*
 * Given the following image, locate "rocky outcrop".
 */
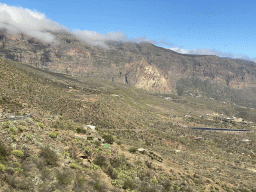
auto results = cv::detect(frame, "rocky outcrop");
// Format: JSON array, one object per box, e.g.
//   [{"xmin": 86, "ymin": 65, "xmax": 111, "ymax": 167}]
[{"xmin": 134, "ymin": 59, "xmax": 170, "ymax": 93}]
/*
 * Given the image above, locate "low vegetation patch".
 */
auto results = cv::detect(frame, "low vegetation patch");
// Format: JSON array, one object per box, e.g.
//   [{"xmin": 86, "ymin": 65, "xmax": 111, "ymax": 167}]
[
  {"xmin": 49, "ymin": 132, "xmax": 58, "ymax": 138},
  {"xmin": 11, "ymin": 150, "xmax": 24, "ymax": 157}
]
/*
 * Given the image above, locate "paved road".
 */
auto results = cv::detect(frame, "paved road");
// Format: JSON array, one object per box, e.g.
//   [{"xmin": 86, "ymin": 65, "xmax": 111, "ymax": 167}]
[
  {"xmin": 0, "ymin": 116, "xmax": 31, "ymax": 122},
  {"xmin": 99, "ymin": 127, "xmax": 153, "ymax": 133},
  {"xmin": 187, "ymin": 127, "xmax": 250, "ymax": 132}
]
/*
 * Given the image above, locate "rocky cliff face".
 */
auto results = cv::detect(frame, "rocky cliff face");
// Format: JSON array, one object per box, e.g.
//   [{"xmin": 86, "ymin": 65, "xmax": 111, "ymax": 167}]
[{"xmin": 1, "ymin": 30, "xmax": 256, "ymax": 106}]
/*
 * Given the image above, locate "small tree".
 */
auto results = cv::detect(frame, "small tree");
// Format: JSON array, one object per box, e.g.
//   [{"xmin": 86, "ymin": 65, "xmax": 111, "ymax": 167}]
[{"xmin": 102, "ymin": 135, "xmax": 114, "ymax": 144}]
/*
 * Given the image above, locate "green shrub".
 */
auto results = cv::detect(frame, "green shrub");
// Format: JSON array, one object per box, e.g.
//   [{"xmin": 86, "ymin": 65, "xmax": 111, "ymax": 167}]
[
  {"xmin": 16, "ymin": 167, "xmax": 23, "ymax": 175},
  {"xmin": 49, "ymin": 132, "xmax": 57, "ymax": 138},
  {"xmin": 57, "ymin": 171, "xmax": 72, "ymax": 185},
  {"xmin": 94, "ymin": 141, "xmax": 101, "ymax": 147},
  {"xmin": 38, "ymin": 123, "xmax": 44, "ymax": 128},
  {"xmin": 102, "ymin": 135, "xmax": 114, "ymax": 144},
  {"xmin": 0, "ymin": 164, "xmax": 6, "ymax": 171},
  {"xmin": 0, "ymin": 143, "xmax": 8, "ymax": 164},
  {"xmin": 10, "ymin": 127, "xmax": 17, "ymax": 135},
  {"xmin": 87, "ymin": 137, "xmax": 93, "ymax": 141},
  {"xmin": 111, "ymin": 179, "xmax": 121, "ymax": 187},
  {"xmin": 11, "ymin": 150, "xmax": 24, "ymax": 157},
  {"xmin": 94, "ymin": 181, "xmax": 102, "ymax": 190},
  {"xmin": 123, "ymin": 179, "xmax": 137, "ymax": 190},
  {"xmin": 76, "ymin": 127, "xmax": 82, "ymax": 133},
  {"xmin": 128, "ymin": 147, "xmax": 138, "ymax": 154},
  {"xmin": 17, "ymin": 125, "xmax": 23, "ymax": 132},
  {"xmin": 240, "ymin": 188, "xmax": 250, "ymax": 192},
  {"xmin": 145, "ymin": 160, "xmax": 152, "ymax": 168},
  {"xmin": 152, "ymin": 178, "xmax": 158, "ymax": 185},
  {"xmin": 11, "ymin": 135, "xmax": 16, "ymax": 142},
  {"xmin": 106, "ymin": 166, "xmax": 118, "ymax": 179},
  {"xmin": 89, "ymin": 164, "xmax": 101, "ymax": 170},
  {"xmin": 13, "ymin": 162, "xmax": 21, "ymax": 168},
  {"xmin": 76, "ymin": 127, "xmax": 86, "ymax": 134},
  {"xmin": 26, "ymin": 134, "xmax": 32, "ymax": 141},
  {"xmin": 93, "ymin": 155, "xmax": 107, "ymax": 167},
  {"xmin": 70, "ymin": 163, "xmax": 77, "ymax": 169},
  {"xmin": 40, "ymin": 147, "xmax": 58, "ymax": 166},
  {"xmin": 77, "ymin": 176, "xmax": 86, "ymax": 185},
  {"xmin": 117, "ymin": 141, "xmax": 122, "ymax": 145},
  {"xmin": 206, "ymin": 179, "xmax": 211, "ymax": 183},
  {"xmin": 110, "ymin": 157, "xmax": 123, "ymax": 168},
  {"xmin": 2, "ymin": 121, "xmax": 10, "ymax": 128},
  {"xmin": 162, "ymin": 180, "xmax": 172, "ymax": 191}
]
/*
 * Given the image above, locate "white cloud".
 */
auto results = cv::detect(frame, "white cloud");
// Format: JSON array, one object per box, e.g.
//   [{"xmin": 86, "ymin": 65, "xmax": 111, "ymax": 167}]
[
  {"xmin": 0, "ymin": 3, "xmax": 66, "ymax": 43},
  {"xmin": 72, "ymin": 30, "xmax": 174, "ymax": 48},
  {"xmin": 73, "ymin": 30, "xmax": 128, "ymax": 48},
  {"xmin": 0, "ymin": 3, "xmax": 175, "ymax": 48},
  {"xmin": 170, "ymin": 47, "xmax": 256, "ymax": 63},
  {"xmin": 0, "ymin": 3, "xmax": 255, "ymax": 63}
]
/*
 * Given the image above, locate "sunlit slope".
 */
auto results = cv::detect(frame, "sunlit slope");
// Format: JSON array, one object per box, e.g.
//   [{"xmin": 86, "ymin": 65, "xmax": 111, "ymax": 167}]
[
  {"xmin": 1, "ymin": 58, "xmax": 256, "ymax": 191},
  {"xmin": 2, "ymin": 58, "xmax": 256, "ymax": 127},
  {"xmin": 1, "ymin": 31, "xmax": 256, "ymax": 109}
]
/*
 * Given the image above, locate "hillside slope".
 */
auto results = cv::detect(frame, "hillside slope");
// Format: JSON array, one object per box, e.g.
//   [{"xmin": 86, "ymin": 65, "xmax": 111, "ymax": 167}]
[
  {"xmin": 1, "ymin": 58, "xmax": 256, "ymax": 191},
  {"xmin": 1, "ymin": 30, "xmax": 256, "ymax": 108}
]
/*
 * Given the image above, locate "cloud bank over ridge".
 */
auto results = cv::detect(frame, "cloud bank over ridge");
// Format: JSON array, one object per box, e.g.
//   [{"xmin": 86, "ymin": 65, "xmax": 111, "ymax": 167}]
[
  {"xmin": 170, "ymin": 47, "xmax": 256, "ymax": 63},
  {"xmin": 0, "ymin": 3, "xmax": 172, "ymax": 48},
  {"xmin": 0, "ymin": 3, "xmax": 66, "ymax": 43},
  {"xmin": 0, "ymin": 3, "xmax": 255, "ymax": 62}
]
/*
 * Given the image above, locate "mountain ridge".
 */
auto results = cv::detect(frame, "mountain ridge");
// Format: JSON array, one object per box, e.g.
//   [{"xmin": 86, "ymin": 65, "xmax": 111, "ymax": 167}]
[{"xmin": 1, "ymin": 30, "xmax": 256, "ymax": 108}]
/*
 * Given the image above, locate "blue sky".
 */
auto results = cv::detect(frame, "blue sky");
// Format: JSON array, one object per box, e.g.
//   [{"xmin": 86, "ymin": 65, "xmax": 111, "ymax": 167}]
[{"xmin": 1, "ymin": 0, "xmax": 256, "ymax": 60}]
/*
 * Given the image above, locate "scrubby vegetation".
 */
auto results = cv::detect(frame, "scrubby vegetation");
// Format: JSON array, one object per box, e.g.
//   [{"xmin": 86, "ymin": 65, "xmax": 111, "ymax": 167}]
[{"xmin": 0, "ymin": 58, "xmax": 256, "ymax": 191}]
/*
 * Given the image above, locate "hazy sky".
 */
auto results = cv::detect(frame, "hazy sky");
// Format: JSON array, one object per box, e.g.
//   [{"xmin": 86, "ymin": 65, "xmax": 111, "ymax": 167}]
[{"xmin": 1, "ymin": 1, "xmax": 256, "ymax": 61}]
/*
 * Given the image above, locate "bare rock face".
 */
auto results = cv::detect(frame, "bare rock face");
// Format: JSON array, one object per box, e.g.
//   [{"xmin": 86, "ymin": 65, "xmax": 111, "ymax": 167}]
[
  {"xmin": 1, "ymin": 30, "xmax": 256, "ymax": 107},
  {"xmin": 134, "ymin": 59, "xmax": 170, "ymax": 93}
]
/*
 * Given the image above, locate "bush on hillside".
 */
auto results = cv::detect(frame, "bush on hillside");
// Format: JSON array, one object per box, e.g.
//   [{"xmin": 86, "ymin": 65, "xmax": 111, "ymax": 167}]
[
  {"xmin": 38, "ymin": 123, "xmax": 44, "ymax": 128},
  {"xmin": 106, "ymin": 166, "xmax": 118, "ymax": 179},
  {"xmin": 128, "ymin": 147, "xmax": 138, "ymax": 154},
  {"xmin": 0, "ymin": 164, "xmax": 6, "ymax": 171},
  {"xmin": 56, "ymin": 171, "xmax": 72, "ymax": 185},
  {"xmin": 123, "ymin": 179, "xmax": 137, "ymax": 190},
  {"xmin": 49, "ymin": 132, "xmax": 57, "ymax": 138},
  {"xmin": 40, "ymin": 146, "xmax": 58, "ymax": 166},
  {"xmin": 2, "ymin": 121, "xmax": 10, "ymax": 129},
  {"xmin": 11, "ymin": 150, "xmax": 24, "ymax": 157},
  {"xmin": 0, "ymin": 142, "xmax": 9, "ymax": 163},
  {"xmin": 93, "ymin": 155, "xmax": 107, "ymax": 167},
  {"xmin": 102, "ymin": 135, "xmax": 114, "ymax": 144}
]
